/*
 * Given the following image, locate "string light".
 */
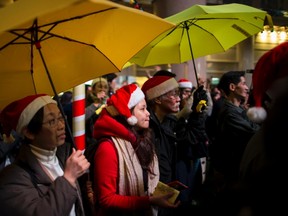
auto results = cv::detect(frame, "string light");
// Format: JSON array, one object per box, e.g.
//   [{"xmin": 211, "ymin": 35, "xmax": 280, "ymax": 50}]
[{"xmin": 256, "ymin": 25, "xmax": 288, "ymax": 43}]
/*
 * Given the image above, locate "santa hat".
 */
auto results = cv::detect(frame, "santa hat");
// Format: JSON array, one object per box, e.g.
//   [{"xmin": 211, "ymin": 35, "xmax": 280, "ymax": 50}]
[
  {"xmin": 0, "ymin": 94, "xmax": 56, "ymax": 139},
  {"xmin": 106, "ymin": 83, "xmax": 144, "ymax": 125},
  {"xmin": 178, "ymin": 78, "xmax": 193, "ymax": 89},
  {"xmin": 142, "ymin": 75, "xmax": 179, "ymax": 100},
  {"xmin": 247, "ymin": 42, "xmax": 288, "ymax": 123}
]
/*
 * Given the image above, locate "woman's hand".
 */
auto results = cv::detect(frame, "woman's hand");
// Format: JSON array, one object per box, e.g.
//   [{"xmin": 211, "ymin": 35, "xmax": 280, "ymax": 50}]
[
  {"xmin": 149, "ymin": 193, "xmax": 180, "ymax": 208},
  {"xmin": 63, "ymin": 148, "xmax": 90, "ymax": 187}
]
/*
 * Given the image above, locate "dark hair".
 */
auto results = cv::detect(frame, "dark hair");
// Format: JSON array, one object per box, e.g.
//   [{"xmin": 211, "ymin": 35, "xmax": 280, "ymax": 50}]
[
  {"xmin": 132, "ymin": 127, "xmax": 155, "ymax": 173},
  {"xmin": 153, "ymin": 70, "xmax": 176, "ymax": 77},
  {"xmin": 114, "ymin": 114, "xmax": 156, "ymax": 175},
  {"xmin": 218, "ymin": 71, "xmax": 245, "ymax": 96},
  {"xmin": 102, "ymin": 73, "xmax": 117, "ymax": 82},
  {"xmin": 23, "ymin": 107, "xmax": 44, "ymax": 144},
  {"xmin": 60, "ymin": 91, "xmax": 72, "ymax": 107}
]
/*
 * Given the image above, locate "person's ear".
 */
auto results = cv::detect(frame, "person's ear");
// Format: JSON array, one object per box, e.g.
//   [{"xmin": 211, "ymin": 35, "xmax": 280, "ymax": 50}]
[
  {"xmin": 154, "ymin": 98, "xmax": 162, "ymax": 104},
  {"xmin": 22, "ymin": 127, "xmax": 35, "ymax": 140},
  {"xmin": 229, "ymin": 83, "xmax": 236, "ymax": 92}
]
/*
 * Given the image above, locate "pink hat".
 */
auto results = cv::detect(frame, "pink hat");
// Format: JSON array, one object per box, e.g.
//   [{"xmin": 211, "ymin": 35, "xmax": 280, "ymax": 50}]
[
  {"xmin": 0, "ymin": 94, "xmax": 56, "ymax": 137},
  {"xmin": 106, "ymin": 83, "xmax": 144, "ymax": 125},
  {"xmin": 141, "ymin": 75, "xmax": 179, "ymax": 100},
  {"xmin": 178, "ymin": 78, "xmax": 193, "ymax": 89},
  {"xmin": 247, "ymin": 42, "xmax": 288, "ymax": 123}
]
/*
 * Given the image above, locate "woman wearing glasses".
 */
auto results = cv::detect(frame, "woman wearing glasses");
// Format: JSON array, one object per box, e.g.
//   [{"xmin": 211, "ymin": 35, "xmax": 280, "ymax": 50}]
[{"xmin": 0, "ymin": 94, "xmax": 90, "ymax": 216}]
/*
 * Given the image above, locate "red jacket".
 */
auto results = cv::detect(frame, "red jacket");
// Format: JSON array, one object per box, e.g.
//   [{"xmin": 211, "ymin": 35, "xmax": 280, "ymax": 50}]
[{"xmin": 93, "ymin": 109, "xmax": 151, "ymax": 216}]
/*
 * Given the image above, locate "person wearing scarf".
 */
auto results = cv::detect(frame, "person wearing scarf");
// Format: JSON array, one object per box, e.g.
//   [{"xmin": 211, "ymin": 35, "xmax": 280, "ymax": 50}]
[{"xmin": 92, "ymin": 84, "xmax": 179, "ymax": 216}]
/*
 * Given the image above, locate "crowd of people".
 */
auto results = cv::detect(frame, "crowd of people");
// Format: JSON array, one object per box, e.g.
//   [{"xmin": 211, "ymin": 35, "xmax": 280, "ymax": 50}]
[{"xmin": 0, "ymin": 42, "xmax": 288, "ymax": 216}]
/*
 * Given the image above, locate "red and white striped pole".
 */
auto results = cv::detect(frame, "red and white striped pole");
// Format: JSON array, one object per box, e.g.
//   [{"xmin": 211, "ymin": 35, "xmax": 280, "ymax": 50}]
[{"xmin": 73, "ymin": 84, "xmax": 86, "ymax": 151}]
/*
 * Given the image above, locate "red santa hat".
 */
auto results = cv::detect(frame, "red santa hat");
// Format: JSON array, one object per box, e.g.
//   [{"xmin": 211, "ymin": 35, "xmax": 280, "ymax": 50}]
[
  {"xmin": 247, "ymin": 42, "xmax": 288, "ymax": 123},
  {"xmin": 178, "ymin": 78, "xmax": 193, "ymax": 89},
  {"xmin": 0, "ymin": 94, "xmax": 56, "ymax": 139},
  {"xmin": 106, "ymin": 83, "xmax": 144, "ymax": 125},
  {"xmin": 141, "ymin": 75, "xmax": 179, "ymax": 100}
]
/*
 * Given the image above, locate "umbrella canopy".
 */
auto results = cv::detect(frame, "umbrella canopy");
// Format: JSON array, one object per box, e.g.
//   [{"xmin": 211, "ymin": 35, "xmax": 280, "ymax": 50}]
[
  {"xmin": 0, "ymin": 0, "xmax": 174, "ymax": 109},
  {"xmin": 127, "ymin": 3, "xmax": 271, "ymax": 84}
]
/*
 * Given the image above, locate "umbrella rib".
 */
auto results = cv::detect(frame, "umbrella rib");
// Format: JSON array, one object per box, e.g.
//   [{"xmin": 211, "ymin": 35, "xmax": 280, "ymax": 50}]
[
  {"xmin": 36, "ymin": 30, "xmax": 119, "ymax": 72},
  {"xmin": 186, "ymin": 17, "xmax": 264, "ymax": 31},
  {"xmin": 149, "ymin": 26, "xmax": 178, "ymax": 49},
  {"xmin": 37, "ymin": 29, "xmax": 96, "ymax": 48},
  {"xmin": 38, "ymin": 7, "xmax": 118, "ymax": 29},
  {"xmin": 0, "ymin": 29, "xmax": 34, "ymax": 50},
  {"xmin": 0, "ymin": 7, "xmax": 119, "ymax": 50},
  {"xmin": 178, "ymin": 20, "xmax": 227, "ymax": 52},
  {"xmin": 36, "ymin": 7, "xmax": 118, "ymax": 42}
]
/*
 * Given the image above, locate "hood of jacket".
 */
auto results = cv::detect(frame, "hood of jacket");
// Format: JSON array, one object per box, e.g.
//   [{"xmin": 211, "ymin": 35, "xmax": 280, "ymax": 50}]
[{"xmin": 93, "ymin": 109, "xmax": 136, "ymax": 144}]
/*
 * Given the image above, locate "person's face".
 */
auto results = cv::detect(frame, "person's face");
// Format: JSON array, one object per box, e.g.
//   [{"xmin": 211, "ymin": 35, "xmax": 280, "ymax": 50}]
[
  {"xmin": 198, "ymin": 77, "xmax": 206, "ymax": 86},
  {"xmin": 93, "ymin": 81, "xmax": 109, "ymax": 95},
  {"xmin": 181, "ymin": 88, "xmax": 192, "ymax": 100},
  {"xmin": 133, "ymin": 99, "xmax": 150, "ymax": 129},
  {"xmin": 233, "ymin": 76, "xmax": 249, "ymax": 100},
  {"xmin": 213, "ymin": 88, "xmax": 221, "ymax": 101},
  {"xmin": 33, "ymin": 103, "xmax": 66, "ymax": 150},
  {"xmin": 110, "ymin": 79, "xmax": 117, "ymax": 91},
  {"xmin": 159, "ymin": 88, "xmax": 181, "ymax": 113}
]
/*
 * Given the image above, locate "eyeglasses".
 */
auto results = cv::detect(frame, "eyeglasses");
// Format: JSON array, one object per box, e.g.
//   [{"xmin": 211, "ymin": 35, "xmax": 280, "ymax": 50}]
[
  {"xmin": 163, "ymin": 89, "xmax": 180, "ymax": 98},
  {"xmin": 42, "ymin": 116, "xmax": 65, "ymax": 128}
]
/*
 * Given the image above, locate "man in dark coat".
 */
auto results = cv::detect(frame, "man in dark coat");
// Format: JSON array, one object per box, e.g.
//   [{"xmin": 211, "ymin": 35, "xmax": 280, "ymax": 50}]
[
  {"xmin": 142, "ymin": 71, "xmax": 209, "ymax": 216},
  {"xmin": 212, "ymin": 71, "xmax": 260, "ymax": 181},
  {"xmin": 210, "ymin": 71, "xmax": 260, "ymax": 216}
]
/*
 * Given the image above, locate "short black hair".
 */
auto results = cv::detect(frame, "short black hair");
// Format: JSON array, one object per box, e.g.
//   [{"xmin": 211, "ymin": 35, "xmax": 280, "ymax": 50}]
[
  {"xmin": 102, "ymin": 73, "xmax": 117, "ymax": 82},
  {"xmin": 218, "ymin": 71, "xmax": 245, "ymax": 96},
  {"xmin": 153, "ymin": 70, "xmax": 176, "ymax": 77}
]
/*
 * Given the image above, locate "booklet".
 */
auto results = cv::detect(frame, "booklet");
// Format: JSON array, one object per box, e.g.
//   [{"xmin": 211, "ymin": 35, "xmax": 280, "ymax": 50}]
[{"xmin": 153, "ymin": 181, "xmax": 180, "ymax": 204}]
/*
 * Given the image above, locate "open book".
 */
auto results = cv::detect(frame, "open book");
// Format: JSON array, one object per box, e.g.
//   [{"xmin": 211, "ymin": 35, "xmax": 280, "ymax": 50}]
[{"xmin": 153, "ymin": 181, "xmax": 185, "ymax": 204}]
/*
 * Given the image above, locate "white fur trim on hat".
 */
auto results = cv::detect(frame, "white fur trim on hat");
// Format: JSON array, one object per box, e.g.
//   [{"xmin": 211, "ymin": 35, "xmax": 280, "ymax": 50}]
[
  {"xmin": 247, "ymin": 106, "xmax": 267, "ymax": 124},
  {"xmin": 146, "ymin": 78, "xmax": 179, "ymax": 100},
  {"xmin": 16, "ymin": 96, "xmax": 56, "ymax": 133},
  {"xmin": 178, "ymin": 80, "xmax": 193, "ymax": 89},
  {"xmin": 127, "ymin": 86, "xmax": 144, "ymax": 125},
  {"xmin": 128, "ymin": 86, "xmax": 144, "ymax": 109}
]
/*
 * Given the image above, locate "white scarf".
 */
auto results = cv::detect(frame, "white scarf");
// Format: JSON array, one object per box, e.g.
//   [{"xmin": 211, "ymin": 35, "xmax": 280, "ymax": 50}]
[
  {"xmin": 112, "ymin": 137, "xmax": 159, "ymax": 215},
  {"xmin": 30, "ymin": 144, "xmax": 76, "ymax": 216}
]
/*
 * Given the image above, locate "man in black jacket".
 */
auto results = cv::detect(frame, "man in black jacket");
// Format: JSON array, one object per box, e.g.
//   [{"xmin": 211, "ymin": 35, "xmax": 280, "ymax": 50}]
[{"xmin": 142, "ymin": 70, "xmax": 209, "ymax": 216}]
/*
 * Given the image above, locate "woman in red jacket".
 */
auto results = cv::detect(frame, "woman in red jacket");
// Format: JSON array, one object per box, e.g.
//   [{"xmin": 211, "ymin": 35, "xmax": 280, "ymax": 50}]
[{"xmin": 92, "ymin": 83, "xmax": 179, "ymax": 216}]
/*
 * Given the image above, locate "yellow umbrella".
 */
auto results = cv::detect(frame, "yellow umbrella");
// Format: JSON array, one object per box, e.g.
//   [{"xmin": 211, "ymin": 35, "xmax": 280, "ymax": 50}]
[
  {"xmin": 127, "ymin": 3, "xmax": 272, "ymax": 85},
  {"xmin": 0, "ymin": 0, "xmax": 174, "ymax": 109}
]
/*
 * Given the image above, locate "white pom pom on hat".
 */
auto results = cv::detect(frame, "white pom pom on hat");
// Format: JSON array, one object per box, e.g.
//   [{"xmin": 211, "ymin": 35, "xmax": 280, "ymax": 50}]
[
  {"xmin": 106, "ymin": 83, "xmax": 144, "ymax": 125},
  {"xmin": 248, "ymin": 41, "xmax": 288, "ymax": 123},
  {"xmin": 247, "ymin": 107, "xmax": 267, "ymax": 124}
]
